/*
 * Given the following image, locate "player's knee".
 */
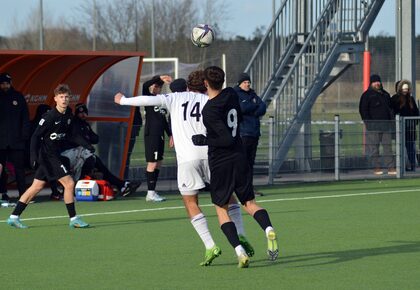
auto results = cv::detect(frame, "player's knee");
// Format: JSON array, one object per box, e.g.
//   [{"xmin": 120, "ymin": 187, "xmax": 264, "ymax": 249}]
[
  {"xmin": 244, "ymin": 200, "xmax": 261, "ymax": 214},
  {"xmin": 62, "ymin": 179, "xmax": 75, "ymax": 189}
]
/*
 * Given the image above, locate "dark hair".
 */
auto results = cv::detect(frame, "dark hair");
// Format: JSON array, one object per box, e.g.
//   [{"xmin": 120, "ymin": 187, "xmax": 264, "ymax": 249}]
[
  {"xmin": 204, "ymin": 66, "xmax": 225, "ymax": 90},
  {"xmin": 75, "ymin": 103, "xmax": 88, "ymax": 115},
  {"xmin": 395, "ymin": 81, "xmax": 400, "ymax": 93},
  {"xmin": 170, "ymin": 78, "xmax": 187, "ymax": 92},
  {"xmin": 187, "ymin": 70, "xmax": 206, "ymax": 93},
  {"xmin": 54, "ymin": 84, "xmax": 71, "ymax": 96},
  {"xmin": 33, "ymin": 104, "xmax": 51, "ymax": 123}
]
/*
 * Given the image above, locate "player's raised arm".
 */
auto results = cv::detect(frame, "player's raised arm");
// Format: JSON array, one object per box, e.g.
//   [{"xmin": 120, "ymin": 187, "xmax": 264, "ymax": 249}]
[{"xmin": 114, "ymin": 92, "xmax": 169, "ymax": 108}]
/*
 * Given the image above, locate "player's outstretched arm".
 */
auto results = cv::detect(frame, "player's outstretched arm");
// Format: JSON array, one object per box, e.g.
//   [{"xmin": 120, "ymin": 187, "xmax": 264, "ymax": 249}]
[{"xmin": 114, "ymin": 93, "xmax": 168, "ymax": 108}]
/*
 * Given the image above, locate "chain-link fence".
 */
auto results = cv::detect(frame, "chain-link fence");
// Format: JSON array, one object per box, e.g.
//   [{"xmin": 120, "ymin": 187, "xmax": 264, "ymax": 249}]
[{"xmin": 125, "ymin": 114, "xmax": 420, "ymax": 187}]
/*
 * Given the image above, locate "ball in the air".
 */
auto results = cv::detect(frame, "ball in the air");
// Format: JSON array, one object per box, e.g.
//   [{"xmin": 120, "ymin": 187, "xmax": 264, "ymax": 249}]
[{"xmin": 191, "ymin": 24, "xmax": 214, "ymax": 48}]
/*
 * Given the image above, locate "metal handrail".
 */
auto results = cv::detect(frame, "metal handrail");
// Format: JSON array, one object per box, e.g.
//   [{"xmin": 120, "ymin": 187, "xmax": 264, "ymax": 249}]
[{"xmin": 247, "ymin": 0, "xmax": 384, "ymax": 175}]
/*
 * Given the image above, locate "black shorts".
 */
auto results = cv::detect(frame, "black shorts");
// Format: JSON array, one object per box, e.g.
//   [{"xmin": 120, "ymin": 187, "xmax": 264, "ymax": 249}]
[
  {"xmin": 144, "ymin": 135, "xmax": 164, "ymax": 162},
  {"xmin": 34, "ymin": 155, "xmax": 70, "ymax": 182},
  {"xmin": 209, "ymin": 154, "xmax": 255, "ymax": 207}
]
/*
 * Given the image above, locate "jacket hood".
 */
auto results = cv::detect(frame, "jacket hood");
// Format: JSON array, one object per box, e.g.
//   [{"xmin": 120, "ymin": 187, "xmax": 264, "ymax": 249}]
[{"xmin": 397, "ymin": 79, "xmax": 412, "ymax": 94}]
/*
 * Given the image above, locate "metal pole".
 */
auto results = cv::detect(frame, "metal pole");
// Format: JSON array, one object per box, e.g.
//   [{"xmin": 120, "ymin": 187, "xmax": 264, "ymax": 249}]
[
  {"xmin": 39, "ymin": 0, "xmax": 44, "ymax": 50},
  {"xmin": 268, "ymin": 116, "xmax": 274, "ymax": 185},
  {"xmin": 396, "ymin": 115, "xmax": 401, "ymax": 178},
  {"xmin": 272, "ymin": 0, "xmax": 276, "ymax": 20},
  {"xmin": 174, "ymin": 58, "xmax": 179, "ymax": 79},
  {"xmin": 134, "ymin": 0, "xmax": 138, "ymax": 51},
  {"xmin": 92, "ymin": 0, "xmax": 97, "ymax": 51},
  {"xmin": 151, "ymin": 0, "xmax": 156, "ymax": 75},
  {"xmin": 395, "ymin": 0, "xmax": 416, "ymax": 96},
  {"xmin": 334, "ymin": 115, "xmax": 340, "ymax": 181},
  {"xmin": 222, "ymin": 53, "xmax": 226, "ymax": 88}
]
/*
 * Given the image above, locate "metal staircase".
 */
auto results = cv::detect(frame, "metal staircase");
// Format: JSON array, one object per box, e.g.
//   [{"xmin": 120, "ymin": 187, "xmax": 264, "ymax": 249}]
[{"xmin": 245, "ymin": 0, "xmax": 385, "ymax": 174}]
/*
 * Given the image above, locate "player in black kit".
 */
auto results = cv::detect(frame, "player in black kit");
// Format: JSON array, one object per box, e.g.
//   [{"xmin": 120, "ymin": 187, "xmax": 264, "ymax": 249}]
[
  {"xmin": 192, "ymin": 66, "xmax": 278, "ymax": 268},
  {"xmin": 7, "ymin": 84, "xmax": 89, "ymax": 229},
  {"xmin": 142, "ymin": 75, "xmax": 173, "ymax": 202}
]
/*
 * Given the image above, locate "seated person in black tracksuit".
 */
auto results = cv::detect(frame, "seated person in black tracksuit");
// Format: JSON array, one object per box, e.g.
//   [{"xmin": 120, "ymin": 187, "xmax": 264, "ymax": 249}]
[{"xmin": 66, "ymin": 103, "xmax": 141, "ymax": 196}]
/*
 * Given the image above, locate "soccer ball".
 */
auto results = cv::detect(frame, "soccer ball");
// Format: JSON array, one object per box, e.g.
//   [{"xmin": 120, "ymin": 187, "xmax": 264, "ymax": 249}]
[{"xmin": 191, "ymin": 24, "xmax": 214, "ymax": 48}]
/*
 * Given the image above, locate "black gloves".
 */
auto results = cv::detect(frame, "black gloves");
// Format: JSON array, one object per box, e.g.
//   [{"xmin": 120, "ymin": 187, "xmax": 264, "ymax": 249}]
[{"xmin": 191, "ymin": 134, "xmax": 208, "ymax": 146}]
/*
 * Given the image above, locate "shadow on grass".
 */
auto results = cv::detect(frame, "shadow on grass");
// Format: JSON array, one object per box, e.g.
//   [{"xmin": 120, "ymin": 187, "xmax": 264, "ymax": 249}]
[
  {"xmin": 211, "ymin": 241, "xmax": 420, "ymax": 269},
  {"xmin": 279, "ymin": 241, "xmax": 420, "ymax": 267}
]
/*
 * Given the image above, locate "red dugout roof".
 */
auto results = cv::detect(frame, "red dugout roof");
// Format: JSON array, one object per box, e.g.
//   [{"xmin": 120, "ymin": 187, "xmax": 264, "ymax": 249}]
[
  {"xmin": 0, "ymin": 50, "xmax": 145, "ymax": 117},
  {"xmin": 0, "ymin": 50, "xmax": 146, "ymax": 178}
]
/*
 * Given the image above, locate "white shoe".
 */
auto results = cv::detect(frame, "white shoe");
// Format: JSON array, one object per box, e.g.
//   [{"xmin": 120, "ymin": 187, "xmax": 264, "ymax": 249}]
[{"xmin": 146, "ymin": 191, "xmax": 166, "ymax": 202}]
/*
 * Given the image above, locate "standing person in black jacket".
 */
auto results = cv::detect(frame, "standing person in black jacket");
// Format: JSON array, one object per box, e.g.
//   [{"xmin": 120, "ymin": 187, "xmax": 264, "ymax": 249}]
[
  {"xmin": 359, "ymin": 74, "xmax": 396, "ymax": 175},
  {"xmin": 0, "ymin": 73, "xmax": 31, "ymax": 201},
  {"xmin": 234, "ymin": 73, "xmax": 266, "ymax": 196},
  {"xmin": 142, "ymin": 75, "xmax": 173, "ymax": 202},
  {"xmin": 391, "ymin": 80, "xmax": 419, "ymax": 171}
]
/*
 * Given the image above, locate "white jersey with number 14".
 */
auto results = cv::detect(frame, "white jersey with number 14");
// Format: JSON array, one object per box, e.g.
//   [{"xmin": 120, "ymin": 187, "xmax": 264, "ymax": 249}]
[{"xmin": 120, "ymin": 91, "xmax": 208, "ymax": 164}]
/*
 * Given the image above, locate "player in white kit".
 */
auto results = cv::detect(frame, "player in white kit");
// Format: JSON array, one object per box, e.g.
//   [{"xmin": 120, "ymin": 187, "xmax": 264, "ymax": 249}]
[{"xmin": 114, "ymin": 71, "xmax": 254, "ymax": 266}]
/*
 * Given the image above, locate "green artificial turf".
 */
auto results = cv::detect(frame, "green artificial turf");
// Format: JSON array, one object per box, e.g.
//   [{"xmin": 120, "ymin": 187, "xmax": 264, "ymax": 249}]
[{"xmin": 1, "ymin": 179, "xmax": 420, "ymax": 289}]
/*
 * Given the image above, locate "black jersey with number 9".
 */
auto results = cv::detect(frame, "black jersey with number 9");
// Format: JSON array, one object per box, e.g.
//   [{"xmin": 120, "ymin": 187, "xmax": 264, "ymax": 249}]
[{"xmin": 202, "ymin": 87, "xmax": 244, "ymax": 164}]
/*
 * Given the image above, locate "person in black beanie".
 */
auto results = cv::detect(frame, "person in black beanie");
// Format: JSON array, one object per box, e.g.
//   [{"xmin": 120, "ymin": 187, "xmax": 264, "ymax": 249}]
[
  {"xmin": 234, "ymin": 72, "xmax": 266, "ymax": 196},
  {"xmin": 170, "ymin": 78, "xmax": 187, "ymax": 93},
  {"xmin": 359, "ymin": 74, "xmax": 395, "ymax": 175},
  {"xmin": 0, "ymin": 73, "xmax": 31, "ymax": 201}
]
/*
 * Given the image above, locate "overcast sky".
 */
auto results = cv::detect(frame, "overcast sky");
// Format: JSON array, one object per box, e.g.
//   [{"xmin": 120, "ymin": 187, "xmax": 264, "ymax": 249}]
[{"xmin": 0, "ymin": 0, "xmax": 419, "ymax": 38}]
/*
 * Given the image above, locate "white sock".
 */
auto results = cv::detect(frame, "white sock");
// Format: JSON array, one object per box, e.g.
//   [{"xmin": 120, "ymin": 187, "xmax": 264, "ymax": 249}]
[
  {"xmin": 228, "ymin": 203, "xmax": 245, "ymax": 236},
  {"xmin": 234, "ymin": 245, "xmax": 246, "ymax": 257},
  {"xmin": 10, "ymin": 214, "xmax": 19, "ymax": 219},
  {"xmin": 122, "ymin": 181, "xmax": 129, "ymax": 190},
  {"xmin": 191, "ymin": 213, "xmax": 215, "ymax": 250},
  {"xmin": 147, "ymin": 190, "xmax": 155, "ymax": 196},
  {"xmin": 265, "ymin": 226, "xmax": 274, "ymax": 237},
  {"xmin": 70, "ymin": 216, "xmax": 78, "ymax": 222}
]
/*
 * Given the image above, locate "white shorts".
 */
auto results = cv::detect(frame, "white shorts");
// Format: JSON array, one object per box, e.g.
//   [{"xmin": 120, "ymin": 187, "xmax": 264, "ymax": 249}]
[{"xmin": 177, "ymin": 159, "xmax": 210, "ymax": 195}]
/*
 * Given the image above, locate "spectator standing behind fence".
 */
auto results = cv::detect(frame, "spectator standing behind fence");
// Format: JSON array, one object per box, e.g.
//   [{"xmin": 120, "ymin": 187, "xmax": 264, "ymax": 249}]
[
  {"xmin": 0, "ymin": 73, "xmax": 31, "ymax": 201},
  {"xmin": 359, "ymin": 74, "xmax": 396, "ymax": 175},
  {"xmin": 391, "ymin": 80, "xmax": 419, "ymax": 172},
  {"xmin": 234, "ymin": 73, "xmax": 267, "ymax": 196}
]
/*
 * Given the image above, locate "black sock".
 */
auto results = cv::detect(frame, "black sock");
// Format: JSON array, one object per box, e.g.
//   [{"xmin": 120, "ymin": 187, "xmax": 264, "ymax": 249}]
[
  {"xmin": 146, "ymin": 171, "xmax": 156, "ymax": 191},
  {"xmin": 65, "ymin": 203, "xmax": 76, "ymax": 218},
  {"xmin": 221, "ymin": 221, "xmax": 241, "ymax": 248},
  {"xmin": 154, "ymin": 169, "xmax": 160, "ymax": 181},
  {"xmin": 253, "ymin": 209, "xmax": 272, "ymax": 231},
  {"xmin": 12, "ymin": 201, "xmax": 27, "ymax": 216}
]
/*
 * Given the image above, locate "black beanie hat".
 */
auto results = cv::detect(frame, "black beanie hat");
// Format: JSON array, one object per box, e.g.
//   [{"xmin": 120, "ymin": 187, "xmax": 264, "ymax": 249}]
[
  {"xmin": 370, "ymin": 74, "xmax": 381, "ymax": 84},
  {"xmin": 75, "ymin": 103, "xmax": 88, "ymax": 115},
  {"xmin": 170, "ymin": 78, "xmax": 187, "ymax": 92},
  {"xmin": 150, "ymin": 75, "xmax": 164, "ymax": 87},
  {"xmin": 0, "ymin": 72, "xmax": 12, "ymax": 84},
  {"xmin": 237, "ymin": 72, "xmax": 251, "ymax": 85}
]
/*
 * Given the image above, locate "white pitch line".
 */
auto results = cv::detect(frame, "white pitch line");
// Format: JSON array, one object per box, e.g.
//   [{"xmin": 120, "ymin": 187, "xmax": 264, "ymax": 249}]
[{"xmin": 1, "ymin": 188, "xmax": 418, "ymax": 223}]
